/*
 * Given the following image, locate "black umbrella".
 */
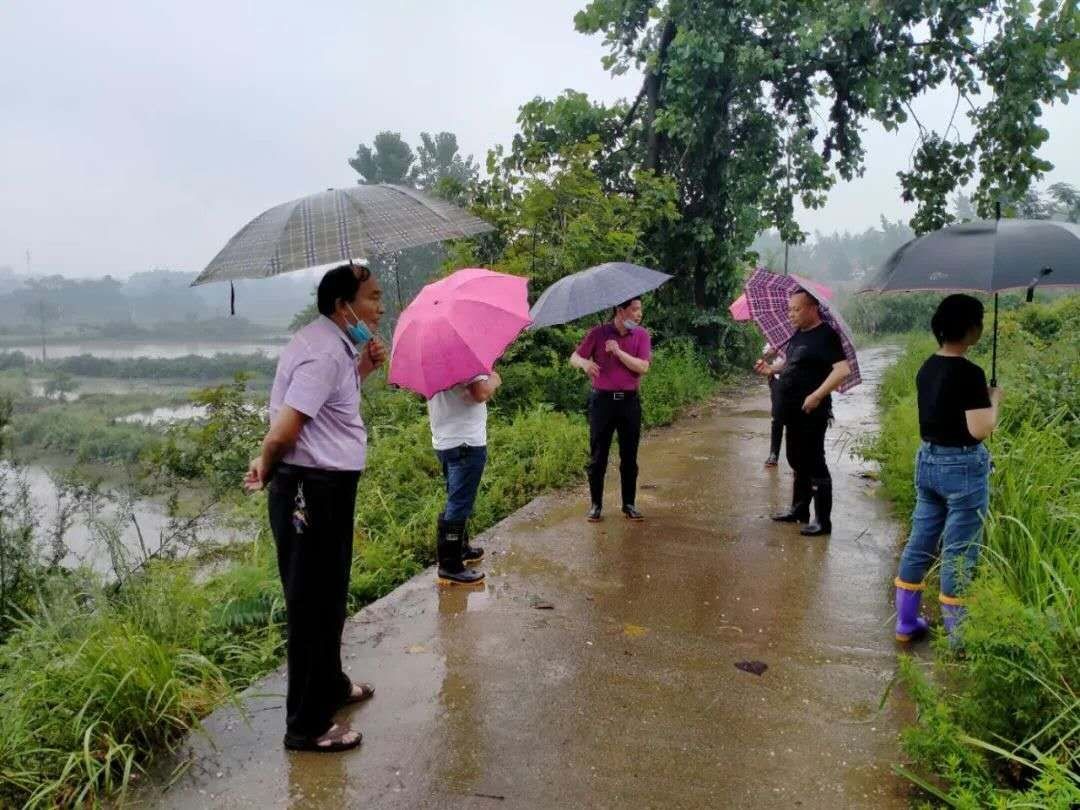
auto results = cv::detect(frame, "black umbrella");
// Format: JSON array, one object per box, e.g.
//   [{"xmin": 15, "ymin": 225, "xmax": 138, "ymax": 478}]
[
  {"xmin": 528, "ymin": 262, "xmax": 672, "ymax": 330},
  {"xmin": 861, "ymin": 215, "xmax": 1080, "ymax": 384}
]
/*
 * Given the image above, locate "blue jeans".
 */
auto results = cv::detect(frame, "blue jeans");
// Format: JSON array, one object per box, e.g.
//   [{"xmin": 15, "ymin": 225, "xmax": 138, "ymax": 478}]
[
  {"xmin": 897, "ymin": 442, "xmax": 990, "ymax": 597},
  {"xmin": 436, "ymin": 444, "xmax": 488, "ymax": 523}
]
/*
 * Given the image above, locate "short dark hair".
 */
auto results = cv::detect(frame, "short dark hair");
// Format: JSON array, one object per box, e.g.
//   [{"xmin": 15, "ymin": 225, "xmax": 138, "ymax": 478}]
[
  {"xmin": 317, "ymin": 263, "xmax": 372, "ymax": 317},
  {"xmin": 612, "ymin": 297, "xmax": 641, "ymax": 317},
  {"xmin": 789, "ymin": 288, "xmax": 819, "ymax": 307},
  {"xmin": 930, "ymin": 294, "xmax": 984, "ymax": 346}
]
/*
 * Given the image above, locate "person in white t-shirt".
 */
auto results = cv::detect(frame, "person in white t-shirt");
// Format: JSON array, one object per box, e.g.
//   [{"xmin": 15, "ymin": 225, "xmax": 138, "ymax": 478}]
[{"xmin": 427, "ymin": 371, "xmax": 501, "ymax": 585}]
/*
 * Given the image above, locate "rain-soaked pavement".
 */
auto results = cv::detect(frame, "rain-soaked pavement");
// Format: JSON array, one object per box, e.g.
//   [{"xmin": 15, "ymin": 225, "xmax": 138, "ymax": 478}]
[{"xmin": 142, "ymin": 346, "xmax": 912, "ymax": 809}]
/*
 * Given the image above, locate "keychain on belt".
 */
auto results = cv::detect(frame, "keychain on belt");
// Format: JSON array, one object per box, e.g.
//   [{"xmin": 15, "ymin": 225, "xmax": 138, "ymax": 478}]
[{"xmin": 292, "ymin": 482, "xmax": 309, "ymax": 535}]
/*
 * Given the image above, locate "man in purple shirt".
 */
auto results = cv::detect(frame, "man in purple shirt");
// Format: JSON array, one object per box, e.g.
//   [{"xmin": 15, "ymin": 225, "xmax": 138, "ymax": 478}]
[
  {"xmin": 570, "ymin": 297, "xmax": 652, "ymax": 522},
  {"xmin": 244, "ymin": 262, "xmax": 386, "ymax": 753}
]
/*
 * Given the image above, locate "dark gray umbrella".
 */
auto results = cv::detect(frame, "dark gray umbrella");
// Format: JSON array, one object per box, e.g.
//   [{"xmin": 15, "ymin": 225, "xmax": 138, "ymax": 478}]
[
  {"xmin": 861, "ymin": 217, "xmax": 1080, "ymax": 384},
  {"xmin": 528, "ymin": 262, "xmax": 672, "ymax": 329},
  {"xmin": 192, "ymin": 184, "xmax": 494, "ymax": 286}
]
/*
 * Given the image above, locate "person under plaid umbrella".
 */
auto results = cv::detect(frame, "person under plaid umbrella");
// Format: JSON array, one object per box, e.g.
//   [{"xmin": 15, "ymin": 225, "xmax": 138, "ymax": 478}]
[{"xmin": 746, "ymin": 269, "xmax": 857, "ymax": 536}]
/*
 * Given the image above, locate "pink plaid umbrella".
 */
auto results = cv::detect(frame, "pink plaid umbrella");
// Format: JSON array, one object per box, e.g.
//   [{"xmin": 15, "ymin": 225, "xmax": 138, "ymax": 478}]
[
  {"xmin": 388, "ymin": 268, "xmax": 531, "ymax": 398},
  {"xmin": 743, "ymin": 267, "xmax": 861, "ymax": 392},
  {"xmin": 729, "ymin": 275, "xmax": 833, "ymax": 321}
]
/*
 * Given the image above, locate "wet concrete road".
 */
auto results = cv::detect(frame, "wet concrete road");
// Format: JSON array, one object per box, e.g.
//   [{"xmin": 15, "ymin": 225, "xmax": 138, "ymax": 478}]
[{"xmin": 145, "ymin": 347, "xmax": 911, "ymax": 809}]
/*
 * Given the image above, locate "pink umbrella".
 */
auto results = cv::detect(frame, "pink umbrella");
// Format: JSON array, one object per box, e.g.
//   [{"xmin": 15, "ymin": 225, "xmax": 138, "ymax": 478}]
[
  {"xmin": 728, "ymin": 274, "xmax": 833, "ymax": 321},
  {"xmin": 388, "ymin": 268, "xmax": 531, "ymax": 398}
]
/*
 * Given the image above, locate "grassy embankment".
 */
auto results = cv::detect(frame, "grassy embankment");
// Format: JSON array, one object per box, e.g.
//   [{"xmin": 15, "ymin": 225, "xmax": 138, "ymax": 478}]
[
  {"xmin": 0, "ymin": 337, "xmax": 735, "ymax": 807},
  {"xmin": 866, "ymin": 297, "xmax": 1079, "ymax": 806}
]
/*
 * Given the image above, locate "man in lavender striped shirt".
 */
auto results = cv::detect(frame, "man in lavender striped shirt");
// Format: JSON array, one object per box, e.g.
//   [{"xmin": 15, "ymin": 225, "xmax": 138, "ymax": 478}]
[{"xmin": 244, "ymin": 262, "xmax": 385, "ymax": 753}]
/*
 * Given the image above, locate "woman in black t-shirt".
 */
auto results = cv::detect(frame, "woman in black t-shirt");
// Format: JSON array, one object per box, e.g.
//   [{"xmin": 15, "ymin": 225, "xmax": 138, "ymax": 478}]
[{"xmin": 894, "ymin": 294, "xmax": 1002, "ymax": 645}]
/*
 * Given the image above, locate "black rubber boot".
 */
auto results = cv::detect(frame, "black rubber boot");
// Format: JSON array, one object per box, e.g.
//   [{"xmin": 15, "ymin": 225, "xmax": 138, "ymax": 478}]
[
  {"xmin": 773, "ymin": 475, "xmax": 811, "ymax": 522},
  {"xmin": 801, "ymin": 478, "xmax": 833, "ymax": 536},
  {"xmin": 461, "ymin": 522, "xmax": 484, "ymax": 564},
  {"xmin": 437, "ymin": 518, "xmax": 484, "ymax": 585}
]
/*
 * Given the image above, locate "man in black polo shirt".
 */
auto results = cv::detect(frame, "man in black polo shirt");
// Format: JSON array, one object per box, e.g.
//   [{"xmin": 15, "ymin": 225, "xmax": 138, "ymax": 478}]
[{"xmin": 755, "ymin": 290, "xmax": 850, "ymax": 536}]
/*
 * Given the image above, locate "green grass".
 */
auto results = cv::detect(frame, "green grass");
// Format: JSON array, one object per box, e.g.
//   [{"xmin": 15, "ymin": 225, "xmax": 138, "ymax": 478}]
[
  {"xmin": 866, "ymin": 297, "xmax": 1080, "ymax": 807},
  {"xmin": 0, "ymin": 342, "xmax": 722, "ymax": 806}
]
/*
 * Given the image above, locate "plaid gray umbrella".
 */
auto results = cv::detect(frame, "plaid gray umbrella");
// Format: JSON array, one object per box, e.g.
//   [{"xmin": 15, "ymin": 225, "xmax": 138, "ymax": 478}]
[
  {"xmin": 745, "ymin": 267, "xmax": 862, "ymax": 392},
  {"xmin": 528, "ymin": 262, "xmax": 672, "ymax": 329},
  {"xmin": 192, "ymin": 184, "xmax": 494, "ymax": 286}
]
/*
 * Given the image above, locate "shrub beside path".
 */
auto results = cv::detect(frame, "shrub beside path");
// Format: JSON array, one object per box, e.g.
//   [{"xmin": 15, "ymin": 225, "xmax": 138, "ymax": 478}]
[{"xmin": 142, "ymin": 347, "xmax": 912, "ymax": 809}]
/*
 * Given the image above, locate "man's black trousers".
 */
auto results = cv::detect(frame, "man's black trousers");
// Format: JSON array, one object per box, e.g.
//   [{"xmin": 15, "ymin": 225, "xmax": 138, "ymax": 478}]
[
  {"xmin": 768, "ymin": 375, "xmax": 784, "ymax": 457},
  {"xmin": 587, "ymin": 390, "xmax": 642, "ymax": 508},
  {"xmin": 268, "ymin": 463, "xmax": 360, "ymax": 739},
  {"xmin": 782, "ymin": 408, "xmax": 830, "ymax": 506}
]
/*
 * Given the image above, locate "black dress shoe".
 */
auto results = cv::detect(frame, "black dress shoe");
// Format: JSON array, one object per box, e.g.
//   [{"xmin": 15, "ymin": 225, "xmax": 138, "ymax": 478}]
[
  {"xmin": 800, "ymin": 521, "xmax": 832, "ymax": 537},
  {"xmin": 622, "ymin": 504, "xmax": 644, "ymax": 521},
  {"xmin": 764, "ymin": 453, "xmax": 779, "ymax": 467},
  {"xmin": 586, "ymin": 504, "xmax": 603, "ymax": 522}
]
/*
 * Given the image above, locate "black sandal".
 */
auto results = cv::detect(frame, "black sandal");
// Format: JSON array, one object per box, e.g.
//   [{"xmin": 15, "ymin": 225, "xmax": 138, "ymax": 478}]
[
  {"xmin": 344, "ymin": 681, "xmax": 375, "ymax": 705},
  {"xmin": 284, "ymin": 723, "xmax": 363, "ymax": 753}
]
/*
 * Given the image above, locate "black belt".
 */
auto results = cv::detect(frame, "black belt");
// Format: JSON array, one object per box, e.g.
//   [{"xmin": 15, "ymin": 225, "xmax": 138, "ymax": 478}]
[
  {"xmin": 274, "ymin": 462, "xmax": 362, "ymax": 483},
  {"xmin": 593, "ymin": 390, "xmax": 639, "ymax": 400}
]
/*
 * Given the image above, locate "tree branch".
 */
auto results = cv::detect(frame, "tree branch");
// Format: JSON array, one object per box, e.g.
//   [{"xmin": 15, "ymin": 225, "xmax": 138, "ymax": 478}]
[{"xmin": 644, "ymin": 19, "xmax": 678, "ymax": 173}]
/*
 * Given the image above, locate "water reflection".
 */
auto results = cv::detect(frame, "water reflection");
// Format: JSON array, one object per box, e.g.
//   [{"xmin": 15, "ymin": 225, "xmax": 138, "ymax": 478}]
[
  {"xmin": 118, "ymin": 404, "xmax": 208, "ymax": 425},
  {"xmin": 286, "ymin": 749, "xmax": 348, "ymax": 809},
  {"xmin": 5, "ymin": 462, "xmax": 181, "ymax": 575},
  {"xmin": 436, "ymin": 585, "xmax": 487, "ymax": 795}
]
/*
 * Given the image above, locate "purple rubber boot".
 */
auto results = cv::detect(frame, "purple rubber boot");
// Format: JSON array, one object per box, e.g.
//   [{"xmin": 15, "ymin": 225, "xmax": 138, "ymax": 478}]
[
  {"xmin": 894, "ymin": 581, "xmax": 930, "ymax": 642},
  {"xmin": 940, "ymin": 598, "xmax": 966, "ymax": 646}
]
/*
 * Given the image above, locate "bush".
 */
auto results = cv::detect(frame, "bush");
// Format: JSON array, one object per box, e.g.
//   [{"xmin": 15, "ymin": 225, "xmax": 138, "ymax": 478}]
[{"xmin": 0, "ymin": 352, "xmax": 28, "ymax": 373}]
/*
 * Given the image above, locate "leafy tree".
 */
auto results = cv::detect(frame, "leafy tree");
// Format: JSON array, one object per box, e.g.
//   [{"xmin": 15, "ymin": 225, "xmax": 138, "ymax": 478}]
[
  {"xmin": 1047, "ymin": 182, "xmax": 1080, "ymax": 222},
  {"xmin": 989, "ymin": 180, "xmax": 1080, "ymax": 223},
  {"xmin": 413, "ymin": 132, "xmax": 479, "ymax": 198},
  {"xmin": 454, "ymin": 138, "xmax": 679, "ymax": 295},
  {"xmin": 500, "ymin": 0, "xmax": 1079, "ymax": 344},
  {"xmin": 348, "ymin": 131, "xmax": 415, "ymax": 185},
  {"xmin": 342, "ymin": 129, "xmax": 482, "ymax": 331},
  {"xmin": 1015, "ymin": 187, "xmax": 1055, "ymax": 220},
  {"xmin": 43, "ymin": 371, "xmax": 78, "ymax": 402},
  {"xmin": 953, "ymin": 193, "xmax": 977, "ymax": 222}
]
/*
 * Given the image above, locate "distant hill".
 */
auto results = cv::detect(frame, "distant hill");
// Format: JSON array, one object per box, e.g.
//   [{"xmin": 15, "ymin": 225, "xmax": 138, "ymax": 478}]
[{"xmin": 0, "ymin": 269, "xmax": 321, "ymax": 333}]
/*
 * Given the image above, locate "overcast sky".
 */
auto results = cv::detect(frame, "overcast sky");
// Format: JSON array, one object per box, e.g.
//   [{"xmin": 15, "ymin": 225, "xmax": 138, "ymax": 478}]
[{"xmin": 3, "ymin": 0, "xmax": 1078, "ymax": 279}]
